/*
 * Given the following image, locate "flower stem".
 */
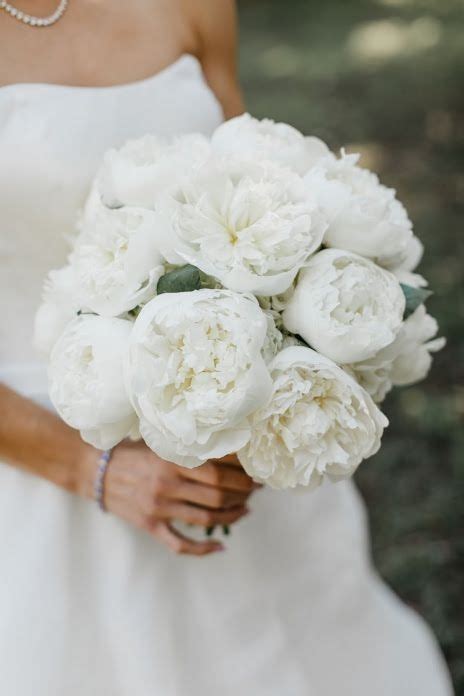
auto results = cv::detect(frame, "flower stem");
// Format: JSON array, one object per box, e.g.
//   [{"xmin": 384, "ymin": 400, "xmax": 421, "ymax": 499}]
[{"xmin": 205, "ymin": 525, "xmax": 230, "ymax": 537}]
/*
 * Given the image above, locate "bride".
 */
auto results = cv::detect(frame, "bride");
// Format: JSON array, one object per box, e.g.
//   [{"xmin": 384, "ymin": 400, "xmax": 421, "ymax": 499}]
[{"xmin": 0, "ymin": 1, "xmax": 453, "ymax": 694}]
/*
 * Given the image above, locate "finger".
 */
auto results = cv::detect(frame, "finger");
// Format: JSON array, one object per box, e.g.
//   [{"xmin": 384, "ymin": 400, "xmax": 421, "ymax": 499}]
[
  {"xmin": 164, "ymin": 502, "xmax": 249, "ymax": 528},
  {"xmin": 172, "ymin": 480, "xmax": 250, "ymax": 510},
  {"xmin": 153, "ymin": 521, "xmax": 224, "ymax": 556},
  {"xmin": 210, "ymin": 456, "xmax": 263, "ymax": 488},
  {"xmin": 181, "ymin": 460, "xmax": 255, "ymax": 493}
]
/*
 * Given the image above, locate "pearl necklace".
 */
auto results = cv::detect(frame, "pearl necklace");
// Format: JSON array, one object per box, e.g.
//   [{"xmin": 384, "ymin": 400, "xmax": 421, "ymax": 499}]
[{"xmin": 0, "ymin": 0, "xmax": 68, "ymax": 27}]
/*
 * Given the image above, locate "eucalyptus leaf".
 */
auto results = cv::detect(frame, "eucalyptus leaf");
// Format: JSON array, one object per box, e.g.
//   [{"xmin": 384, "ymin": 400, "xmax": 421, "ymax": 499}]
[
  {"xmin": 400, "ymin": 283, "xmax": 433, "ymax": 318},
  {"xmin": 156, "ymin": 264, "xmax": 202, "ymax": 295},
  {"xmin": 199, "ymin": 271, "xmax": 222, "ymax": 290},
  {"xmin": 127, "ymin": 306, "xmax": 142, "ymax": 319}
]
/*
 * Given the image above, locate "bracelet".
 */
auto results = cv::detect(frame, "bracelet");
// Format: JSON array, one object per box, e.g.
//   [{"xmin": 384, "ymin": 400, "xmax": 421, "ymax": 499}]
[{"xmin": 93, "ymin": 449, "xmax": 112, "ymax": 512}]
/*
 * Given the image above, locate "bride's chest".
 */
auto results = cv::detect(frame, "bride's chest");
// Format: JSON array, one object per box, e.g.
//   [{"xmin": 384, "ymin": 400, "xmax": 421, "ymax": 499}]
[{"xmin": 0, "ymin": 62, "xmax": 223, "ymax": 237}]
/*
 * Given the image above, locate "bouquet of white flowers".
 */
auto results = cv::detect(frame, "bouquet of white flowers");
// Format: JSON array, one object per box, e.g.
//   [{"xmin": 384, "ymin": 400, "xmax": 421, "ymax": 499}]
[{"xmin": 35, "ymin": 114, "xmax": 445, "ymax": 491}]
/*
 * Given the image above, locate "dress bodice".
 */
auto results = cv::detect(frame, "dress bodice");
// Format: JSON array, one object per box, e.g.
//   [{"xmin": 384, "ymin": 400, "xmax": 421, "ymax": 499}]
[{"xmin": 0, "ymin": 55, "xmax": 223, "ymax": 398}]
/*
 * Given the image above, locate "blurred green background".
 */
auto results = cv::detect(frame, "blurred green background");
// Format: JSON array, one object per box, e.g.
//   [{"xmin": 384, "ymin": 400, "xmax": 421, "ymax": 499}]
[{"xmin": 237, "ymin": 0, "xmax": 463, "ymax": 690}]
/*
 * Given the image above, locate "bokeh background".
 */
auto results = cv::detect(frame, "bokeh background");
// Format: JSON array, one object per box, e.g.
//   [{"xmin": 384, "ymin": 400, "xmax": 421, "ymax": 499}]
[{"xmin": 237, "ymin": 0, "xmax": 463, "ymax": 689}]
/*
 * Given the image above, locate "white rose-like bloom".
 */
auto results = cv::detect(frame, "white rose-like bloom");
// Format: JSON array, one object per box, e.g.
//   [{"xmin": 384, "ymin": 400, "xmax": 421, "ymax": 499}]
[
  {"xmin": 238, "ymin": 346, "xmax": 388, "ymax": 490},
  {"xmin": 126, "ymin": 289, "xmax": 273, "ymax": 468},
  {"xmin": 212, "ymin": 113, "xmax": 330, "ymax": 175},
  {"xmin": 34, "ymin": 265, "xmax": 80, "ymax": 355},
  {"xmin": 49, "ymin": 315, "xmax": 137, "ymax": 449},
  {"xmin": 394, "ymin": 268, "xmax": 428, "ymax": 289},
  {"xmin": 261, "ymin": 310, "xmax": 284, "ymax": 364},
  {"xmin": 159, "ymin": 157, "xmax": 326, "ymax": 296},
  {"xmin": 97, "ymin": 133, "xmax": 211, "ymax": 209},
  {"xmin": 390, "ymin": 235, "xmax": 427, "ymax": 287},
  {"xmin": 257, "ymin": 285, "xmax": 296, "ymax": 333},
  {"xmin": 268, "ymin": 284, "xmax": 296, "ymax": 313},
  {"xmin": 283, "ymin": 249, "xmax": 405, "ymax": 364},
  {"xmin": 388, "ymin": 234, "xmax": 423, "ymax": 272},
  {"xmin": 71, "ymin": 200, "xmax": 164, "ymax": 317},
  {"xmin": 346, "ymin": 305, "xmax": 445, "ymax": 403},
  {"xmin": 306, "ymin": 151, "xmax": 414, "ymax": 268}
]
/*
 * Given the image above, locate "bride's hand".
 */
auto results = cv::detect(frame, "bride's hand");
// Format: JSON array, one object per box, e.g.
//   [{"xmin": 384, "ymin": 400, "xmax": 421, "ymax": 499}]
[{"xmin": 82, "ymin": 441, "xmax": 256, "ymax": 556}]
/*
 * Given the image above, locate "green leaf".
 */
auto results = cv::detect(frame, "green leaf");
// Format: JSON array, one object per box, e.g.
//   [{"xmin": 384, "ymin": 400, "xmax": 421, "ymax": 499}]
[
  {"xmin": 199, "ymin": 271, "xmax": 222, "ymax": 291},
  {"xmin": 156, "ymin": 264, "xmax": 201, "ymax": 295},
  {"xmin": 127, "ymin": 306, "xmax": 142, "ymax": 319},
  {"xmin": 400, "ymin": 283, "xmax": 433, "ymax": 318}
]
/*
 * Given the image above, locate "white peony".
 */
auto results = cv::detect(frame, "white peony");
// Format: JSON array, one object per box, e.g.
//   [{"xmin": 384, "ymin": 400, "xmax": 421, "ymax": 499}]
[
  {"xmin": 283, "ymin": 249, "xmax": 405, "ymax": 364},
  {"xmin": 390, "ymin": 235, "xmax": 427, "ymax": 287},
  {"xmin": 306, "ymin": 151, "xmax": 414, "ymax": 268},
  {"xmin": 238, "ymin": 346, "xmax": 388, "ymax": 489},
  {"xmin": 212, "ymin": 113, "xmax": 330, "ymax": 175},
  {"xmin": 393, "ymin": 268, "xmax": 428, "ymax": 289},
  {"xmin": 258, "ymin": 283, "xmax": 296, "ymax": 312},
  {"xmin": 49, "ymin": 315, "xmax": 137, "ymax": 449},
  {"xmin": 346, "ymin": 305, "xmax": 445, "ymax": 403},
  {"xmin": 388, "ymin": 234, "xmax": 423, "ymax": 271},
  {"xmin": 261, "ymin": 310, "xmax": 284, "ymax": 364},
  {"xmin": 97, "ymin": 133, "xmax": 211, "ymax": 209},
  {"xmin": 158, "ymin": 157, "xmax": 326, "ymax": 296},
  {"xmin": 126, "ymin": 289, "xmax": 273, "ymax": 467},
  {"xmin": 70, "ymin": 199, "xmax": 164, "ymax": 317},
  {"xmin": 268, "ymin": 284, "xmax": 297, "ymax": 313},
  {"xmin": 34, "ymin": 265, "xmax": 80, "ymax": 355}
]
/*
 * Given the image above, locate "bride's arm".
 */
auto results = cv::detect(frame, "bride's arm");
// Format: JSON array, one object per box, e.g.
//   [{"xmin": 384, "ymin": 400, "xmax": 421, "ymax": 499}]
[
  {"xmin": 0, "ymin": 383, "xmax": 93, "ymax": 494},
  {"xmin": 188, "ymin": 0, "xmax": 245, "ymax": 119},
  {"xmin": 0, "ymin": 383, "xmax": 255, "ymax": 555}
]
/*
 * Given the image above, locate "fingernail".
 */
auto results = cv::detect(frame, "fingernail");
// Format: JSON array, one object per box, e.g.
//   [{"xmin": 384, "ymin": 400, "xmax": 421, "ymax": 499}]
[{"xmin": 213, "ymin": 545, "xmax": 225, "ymax": 552}]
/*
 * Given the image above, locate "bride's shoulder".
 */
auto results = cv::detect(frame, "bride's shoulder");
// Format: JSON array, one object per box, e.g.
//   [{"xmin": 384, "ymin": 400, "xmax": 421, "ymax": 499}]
[
  {"xmin": 180, "ymin": 0, "xmax": 244, "ymax": 119},
  {"xmin": 181, "ymin": 0, "xmax": 238, "ymax": 52},
  {"xmin": 185, "ymin": 0, "xmax": 238, "ymax": 25}
]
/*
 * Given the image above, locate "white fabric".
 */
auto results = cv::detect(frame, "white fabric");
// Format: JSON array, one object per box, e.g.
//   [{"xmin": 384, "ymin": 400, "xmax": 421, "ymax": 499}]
[{"xmin": 0, "ymin": 54, "xmax": 453, "ymax": 695}]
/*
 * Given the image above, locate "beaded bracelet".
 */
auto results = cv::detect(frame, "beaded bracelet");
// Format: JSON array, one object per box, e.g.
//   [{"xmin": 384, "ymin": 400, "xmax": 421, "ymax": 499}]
[{"xmin": 93, "ymin": 449, "xmax": 112, "ymax": 512}]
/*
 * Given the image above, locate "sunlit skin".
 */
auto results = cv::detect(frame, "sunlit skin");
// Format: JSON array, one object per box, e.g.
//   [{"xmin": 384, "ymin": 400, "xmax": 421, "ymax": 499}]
[{"xmin": 0, "ymin": 0, "xmax": 255, "ymax": 556}]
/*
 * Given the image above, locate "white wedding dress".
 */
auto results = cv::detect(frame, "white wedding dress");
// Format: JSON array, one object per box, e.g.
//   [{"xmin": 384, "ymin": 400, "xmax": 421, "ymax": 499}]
[{"xmin": 0, "ymin": 55, "xmax": 453, "ymax": 696}]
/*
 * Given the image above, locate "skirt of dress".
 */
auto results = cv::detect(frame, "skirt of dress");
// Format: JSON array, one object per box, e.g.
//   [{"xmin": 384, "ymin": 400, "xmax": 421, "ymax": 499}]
[{"xmin": 0, "ymin": 461, "xmax": 453, "ymax": 696}]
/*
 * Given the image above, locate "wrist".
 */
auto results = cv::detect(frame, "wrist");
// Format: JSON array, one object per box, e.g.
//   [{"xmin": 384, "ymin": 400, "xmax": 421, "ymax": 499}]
[{"xmin": 73, "ymin": 439, "xmax": 99, "ymax": 500}]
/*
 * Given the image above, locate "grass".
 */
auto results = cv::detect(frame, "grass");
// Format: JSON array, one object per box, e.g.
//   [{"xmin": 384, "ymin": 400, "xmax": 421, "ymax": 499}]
[{"xmin": 238, "ymin": 0, "xmax": 464, "ymax": 689}]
